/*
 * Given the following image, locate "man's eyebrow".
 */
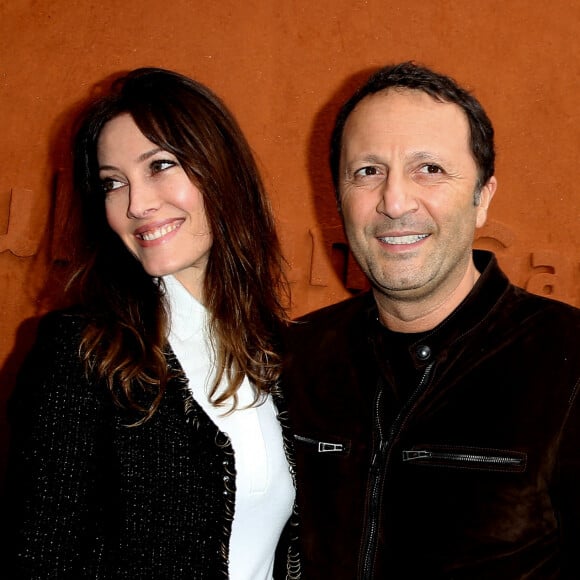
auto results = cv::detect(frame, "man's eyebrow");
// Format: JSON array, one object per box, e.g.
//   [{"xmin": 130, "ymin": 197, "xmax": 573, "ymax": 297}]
[
  {"xmin": 407, "ymin": 151, "xmax": 444, "ymax": 163},
  {"xmin": 344, "ymin": 154, "xmax": 386, "ymax": 166}
]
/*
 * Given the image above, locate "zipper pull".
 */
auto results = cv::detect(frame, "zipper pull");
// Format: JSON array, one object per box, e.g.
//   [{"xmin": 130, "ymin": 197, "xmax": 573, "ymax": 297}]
[
  {"xmin": 402, "ymin": 450, "xmax": 431, "ymax": 461},
  {"xmin": 318, "ymin": 442, "xmax": 344, "ymax": 453}
]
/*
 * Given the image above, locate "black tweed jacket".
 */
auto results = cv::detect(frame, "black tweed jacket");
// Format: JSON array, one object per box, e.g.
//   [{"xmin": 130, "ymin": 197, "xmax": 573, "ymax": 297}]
[{"xmin": 3, "ymin": 309, "xmax": 300, "ymax": 579}]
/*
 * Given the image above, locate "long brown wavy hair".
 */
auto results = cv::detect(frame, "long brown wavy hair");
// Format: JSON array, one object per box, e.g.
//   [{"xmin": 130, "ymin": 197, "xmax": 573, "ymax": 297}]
[{"xmin": 69, "ymin": 67, "xmax": 288, "ymax": 422}]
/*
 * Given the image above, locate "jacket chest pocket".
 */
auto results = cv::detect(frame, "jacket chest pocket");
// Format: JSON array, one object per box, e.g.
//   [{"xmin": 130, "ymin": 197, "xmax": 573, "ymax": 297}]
[{"xmin": 402, "ymin": 444, "xmax": 527, "ymax": 473}]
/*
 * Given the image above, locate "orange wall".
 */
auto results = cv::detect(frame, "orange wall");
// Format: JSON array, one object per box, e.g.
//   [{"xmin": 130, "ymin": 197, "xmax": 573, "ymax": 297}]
[{"xmin": 1, "ymin": 0, "xmax": 579, "ymax": 481}]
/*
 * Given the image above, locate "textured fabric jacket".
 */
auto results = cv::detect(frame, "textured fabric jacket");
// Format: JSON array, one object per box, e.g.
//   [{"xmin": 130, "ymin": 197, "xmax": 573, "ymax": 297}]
[
  {"xmin": 4, "ymin": 309, "xmax": 301, "ymax": 579},
  {"xmin": 282, "ymin": 251, "xmax": 580, "ymax": 579}
]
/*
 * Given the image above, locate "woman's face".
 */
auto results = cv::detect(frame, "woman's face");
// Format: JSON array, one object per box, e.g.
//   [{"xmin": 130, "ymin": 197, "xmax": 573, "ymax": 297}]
[{"xmin": 97, "ymin": 113, "xmax": 212, "ymax": 301}]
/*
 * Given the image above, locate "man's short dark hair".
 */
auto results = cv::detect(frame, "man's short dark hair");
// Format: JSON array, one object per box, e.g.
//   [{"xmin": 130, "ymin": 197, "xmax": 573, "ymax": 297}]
[{"xmin": 330, "ymin": 61, "xmax": 495, "ymax": 197}]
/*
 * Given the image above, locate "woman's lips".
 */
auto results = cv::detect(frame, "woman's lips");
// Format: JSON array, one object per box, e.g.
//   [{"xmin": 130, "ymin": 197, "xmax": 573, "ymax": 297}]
[{"xmin": 134, "ymin": 219, "xmax": 184, "ymax": 242}]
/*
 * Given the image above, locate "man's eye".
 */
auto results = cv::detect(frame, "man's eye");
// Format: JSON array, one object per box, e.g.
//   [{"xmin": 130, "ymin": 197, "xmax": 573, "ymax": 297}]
[
  {"xmin": 150, "ymin": 159, "xmax": 177, "ymax": 174},
  {"xmin": 419, "ymin": 164, "xmax": 443, "ymax": 174},
  {"xmin": 354, "ymin": 166, "xmax": 381, "ymax": 177}
]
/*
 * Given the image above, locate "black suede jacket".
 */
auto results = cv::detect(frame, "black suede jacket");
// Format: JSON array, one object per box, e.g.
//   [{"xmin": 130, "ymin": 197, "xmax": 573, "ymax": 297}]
[
  {"xmin": 4, "ymin": 309, "xmax": 301, "ymax": 579},
  {"xmin": 283, "ymin": 251, "xmax": 580, "ymax": 579}
]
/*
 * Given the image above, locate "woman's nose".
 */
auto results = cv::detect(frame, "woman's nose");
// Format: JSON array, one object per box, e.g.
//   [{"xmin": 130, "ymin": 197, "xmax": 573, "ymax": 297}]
[{"xmin": 126, "ymin": 183, "xmax": 161, "ymax": 219}]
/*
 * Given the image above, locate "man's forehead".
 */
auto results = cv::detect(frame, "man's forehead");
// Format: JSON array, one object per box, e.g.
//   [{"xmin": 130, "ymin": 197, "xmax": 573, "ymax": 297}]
[
  {"xmin": 349, "ymin": 88, "xmax": 466, "ymax": 123},
  {"xmin": 342, "ymin": 89, "xmax": 471, "ymax": 149}
]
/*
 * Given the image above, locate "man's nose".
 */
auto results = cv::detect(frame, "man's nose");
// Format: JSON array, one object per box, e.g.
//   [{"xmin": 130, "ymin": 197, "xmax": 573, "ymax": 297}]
[{"xmin": 376, "ymin": 173, "xmax": 418, "ymax": 219}]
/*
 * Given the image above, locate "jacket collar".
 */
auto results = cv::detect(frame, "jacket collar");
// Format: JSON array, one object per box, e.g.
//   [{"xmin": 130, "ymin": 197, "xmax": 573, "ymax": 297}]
[{"xmin": 368, "ymin": 250, "xmax": 511, "ymax": 367}]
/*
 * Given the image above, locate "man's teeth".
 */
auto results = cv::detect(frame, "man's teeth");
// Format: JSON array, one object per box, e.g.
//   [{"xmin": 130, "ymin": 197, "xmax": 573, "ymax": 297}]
[
  {"xmin": 379, "ymin": 234, "xmax": 428, "ymax": 245},
  {"xmin": 139, "ymin": 222, "xmax": 180, "ymax": 241}
]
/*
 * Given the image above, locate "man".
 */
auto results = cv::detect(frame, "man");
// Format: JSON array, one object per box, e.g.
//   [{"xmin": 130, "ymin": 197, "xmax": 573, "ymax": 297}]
[{"xmin": 283, "ymin": 62, "xmax": 580, "ymax": 579}]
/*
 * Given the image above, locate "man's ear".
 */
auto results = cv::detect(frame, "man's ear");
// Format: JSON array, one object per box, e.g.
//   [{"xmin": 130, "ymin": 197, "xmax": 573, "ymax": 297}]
[{"xmin": 475, "ymin": 176, "xmax": 497, "ymax": 228}]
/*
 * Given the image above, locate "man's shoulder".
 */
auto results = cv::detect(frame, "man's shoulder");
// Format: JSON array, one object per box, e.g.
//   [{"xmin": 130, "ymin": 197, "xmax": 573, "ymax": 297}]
[
  {"xmin": 475, "ymin": 250, "xmax": 580, "ymax": 335},
  {"xmin": 284, "ymin": 292, "xmax": 375, "ymax": 352},
  {"xmin": 494, "ymin": 285, "xmax": 580, "ymax": 360},
  {"xmin": 508, "ymin": 285, "xmax": 580, "ymax": 327},
  {"xmin": 283, "ymin": 293, "xmax": 378, "ymax": 384},
  {"xmin": 295, "ymin": 291, "xmax": 374, "ymax": 326}
]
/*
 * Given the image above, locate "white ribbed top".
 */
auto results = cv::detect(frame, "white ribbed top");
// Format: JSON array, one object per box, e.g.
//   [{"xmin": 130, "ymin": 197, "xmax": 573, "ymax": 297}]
[{"xmin": 163, "ymin": 275, "xmax": 294, "ymax": 579}]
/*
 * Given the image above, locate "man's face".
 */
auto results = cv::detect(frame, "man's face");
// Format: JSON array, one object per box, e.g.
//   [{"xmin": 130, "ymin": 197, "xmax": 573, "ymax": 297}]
[{"xmin": 339, "ymin": 88, "xmax": 495, "ymax": 306}]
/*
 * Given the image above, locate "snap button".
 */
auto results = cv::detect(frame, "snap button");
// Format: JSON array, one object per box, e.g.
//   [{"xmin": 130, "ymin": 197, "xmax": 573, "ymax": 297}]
[{"xmin": 416, "ymin": 345, "xmax": 431, "ymax": 361}]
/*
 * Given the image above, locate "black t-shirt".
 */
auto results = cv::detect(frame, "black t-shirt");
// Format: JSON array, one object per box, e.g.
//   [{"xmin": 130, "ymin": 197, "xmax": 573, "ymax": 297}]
[{"xmin": 373, "ymin": 321, "xmax": 429, "ymax": 431}]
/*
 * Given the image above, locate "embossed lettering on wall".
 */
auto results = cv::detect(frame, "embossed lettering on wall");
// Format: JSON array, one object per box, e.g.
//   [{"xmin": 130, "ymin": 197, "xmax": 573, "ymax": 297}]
[
  {"xmin": 476, "ymin": 221, "xmax": 579, "ymax": 307},
  {"xmin": 0, "ymin": 188, "xmax": 42, "ymax": 257},
  {"xmin": 308, "ymin": 225, "xmax": 370, "ymax": 293},
  {"xmin": 0, "ymin": 173, "xmax": 74, "ymax": 263}
]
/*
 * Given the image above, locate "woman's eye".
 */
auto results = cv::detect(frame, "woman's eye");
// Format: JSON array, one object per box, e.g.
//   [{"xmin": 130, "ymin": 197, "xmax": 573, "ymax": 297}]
[
  {"xmin": 150, "ymin": 159, "xmax": 177, "ymax": 174},
  {"xmin": 101, "ymin": 178, "xmax": 125, "ymax": 194}
]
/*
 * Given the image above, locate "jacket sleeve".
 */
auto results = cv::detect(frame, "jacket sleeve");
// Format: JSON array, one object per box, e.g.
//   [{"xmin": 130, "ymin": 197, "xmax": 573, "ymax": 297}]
[
  {"xmin": 4, "ymin": 311, "xmax": 109, "ymax": 579},
  {"xmin": 557, "ymin": 376, "xmax": 580, "ymax": 579}
]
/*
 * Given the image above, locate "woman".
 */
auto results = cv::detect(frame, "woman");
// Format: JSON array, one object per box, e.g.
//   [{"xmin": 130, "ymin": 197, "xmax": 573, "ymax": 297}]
[{"xmin": 5, "ymin": 68, "xmax": 300, "ymax": 579}]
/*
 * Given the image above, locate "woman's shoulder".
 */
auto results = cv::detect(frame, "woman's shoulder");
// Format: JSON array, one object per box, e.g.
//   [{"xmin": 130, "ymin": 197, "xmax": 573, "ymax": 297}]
[
  {"xmin": 37, "ymin": 304, "xmax": 90, "ymax": 333},
  {"xmin": 26, "ymin": 304, "xmax": 88, "ymax": 353},
  {"xmin": 9, "ymin": 306, "xmax": 108, "ymax": 425}
]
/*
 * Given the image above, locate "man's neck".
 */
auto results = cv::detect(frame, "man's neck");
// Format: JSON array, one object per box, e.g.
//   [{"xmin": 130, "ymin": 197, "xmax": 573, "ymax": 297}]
[{"xmin": 374, "ymin": 261, "xmax": 481, "ymax": 333}]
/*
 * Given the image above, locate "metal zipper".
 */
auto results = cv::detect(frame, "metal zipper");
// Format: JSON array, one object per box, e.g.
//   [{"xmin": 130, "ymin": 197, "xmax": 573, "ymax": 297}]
[
  {"xmin": 293, "ymin": 433, "xmax": 345, "ymax": 453},
  {"xmin": 359, "ymin": 387, "xmax": 387, "ymax": 579},
  {"xmin": 360, "ymin": 361, "xmax": 435, "ymax": 579},
  {"xmin": 402, "ymin": 449, "xmax": 524, "ymax": 467}
]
